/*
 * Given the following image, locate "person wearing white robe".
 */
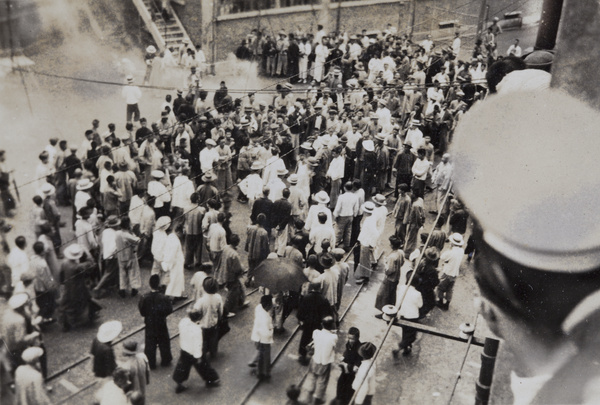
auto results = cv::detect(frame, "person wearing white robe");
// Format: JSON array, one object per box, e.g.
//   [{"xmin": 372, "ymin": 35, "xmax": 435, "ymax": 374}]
[
  {"xmin": 238, "ymin": 172, "xmax": 264, "ymax": 206},
  {"xmin": 262, "ymin": 154, "xmax": 286, "ymax": 187},
  {"xmin": 151, "ymin": 217, "xmax": 170, "ymax": 287},
  {"xmin": 313, "ymin": 43, "xmax": 329, "ymax": 82},
  {"xmin": 162, "ymin": 229, "xmax": 185, "ymax": 298}
]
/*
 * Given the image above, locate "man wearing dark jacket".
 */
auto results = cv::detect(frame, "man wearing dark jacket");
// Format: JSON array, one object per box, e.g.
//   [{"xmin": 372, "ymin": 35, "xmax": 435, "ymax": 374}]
[
  {"xmin": 296, "ymin": 282, "xmax": 332, "ymax": 365},
  {"xmin": 139, "ymin": 274, "xmax": 173, "ymax": 369},
  {"xmin": 250, "ymin": 187, "xmax": 274, "ymax": 235},
  {"xmin": 271, "ymin": 188, "xmax": 292, "ymax": 256}
]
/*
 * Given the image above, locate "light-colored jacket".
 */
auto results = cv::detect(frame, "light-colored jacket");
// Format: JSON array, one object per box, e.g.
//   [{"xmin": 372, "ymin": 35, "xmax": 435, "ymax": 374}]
[{"xmin": 251, "ymin": 304, "xmax": 274, "ymax": 344}]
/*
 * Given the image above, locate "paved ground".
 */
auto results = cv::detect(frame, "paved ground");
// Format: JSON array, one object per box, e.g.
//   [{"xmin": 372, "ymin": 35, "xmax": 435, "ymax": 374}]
[{"xmin": 0, "ymin": 20, "xmax": 543, "ymax": 405}]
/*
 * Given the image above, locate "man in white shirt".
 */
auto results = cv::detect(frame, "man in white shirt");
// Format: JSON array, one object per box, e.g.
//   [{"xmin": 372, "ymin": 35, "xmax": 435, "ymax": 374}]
[
  {"xmin": 173, "ymin": 310, "xmax": 220, "ymax": 393},
  {"xmin": 404, "ymin": 120, "xmax": 424, "ymax": 153},
  {"xmin": 507, "ymin": 38, "xmax": 522, "ymax": 57},
  {"xmin": 333, "ymin": 182, "xmax": 359, "ymax": 251},
  {"xmin": 8, "ymin": 236, "xmax": 29, "ymax": 288},
  {"xmin": 249, "ymin": 295, "xmax": 274, "ymax": 380},
  {"xmin": 309, "ymin": 212, "xmax": 336, "ymax": 255},
  {"xmin": 411, "ymin": 148, "xmax": 431, "ymax": 199},
  {"xmin": 452, "ymin": 32, "xmax": 461, "ymax": 56},
  {"xmin": 392, "ymin": 275, "xmax": 423, "ymax": 357},
  {"xmin": 171, "ymin": 167, "xmax": 195, "ymax": 228},
  {"xmin": 435, "ymin": 233, "xmax": 465, "ymax": 310},
  {"xmin": 122, "ymin": 75, "xmax": 142, "ymax": 124},
  {"xmin": 431, "ymin": 153, "xmax": 453, "ymax": 214},
  {"xmin": 93, "ymin": 215, "xmax": 121, "ymax": 297},
  {"xmin": 199, "ymin": 139, "xmax": 220, "ymax": 177},
  {"xmin": 147, "ymin": 170, "xmax": 171, "ymax": 218},
  {"xmin": 326, "ymin": 147, "xmax": 345, "ymax": 209},
  {"xmin": 299, "ymin": 316, "xmax": 338, "ymax": 404}
]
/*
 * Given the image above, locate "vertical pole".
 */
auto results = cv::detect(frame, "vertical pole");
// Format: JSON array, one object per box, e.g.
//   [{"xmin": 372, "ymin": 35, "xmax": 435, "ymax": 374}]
[
  {"xmin": 474, "ymin": 338, "xmax": 500, "ymax": 405},
  {"xmin": 476, "ymin": 0, "xmax": 488, "ymax": 42},
  {"xmin": 211, "ymin": 0, "xmax": 217, "ymax": 75},
  {"xmin": 336, "ymin": 0, "xmax": 342, "ymax": 35},
  {"xmin": 535, "ymin": 0, "xmax": 563, "ymax": 50},
  {"xmin": 409, "ymin": 0, "xmax": 415, "ymax": 39},
  {"xmin": 551, "ymin": 0, "xmax": 600, "ymax": 111}
]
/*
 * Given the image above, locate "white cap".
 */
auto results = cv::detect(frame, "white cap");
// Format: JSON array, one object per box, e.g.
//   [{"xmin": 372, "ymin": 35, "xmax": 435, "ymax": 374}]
[{"xmin": 451, "ymin": 89, "xmax": 600, "ymax": 272}]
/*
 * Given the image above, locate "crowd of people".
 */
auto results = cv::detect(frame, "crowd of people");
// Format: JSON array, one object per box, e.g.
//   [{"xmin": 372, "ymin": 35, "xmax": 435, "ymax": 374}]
[{"xmin": 0, "ymin": 19, "xmax": 553, "ymax": 405}]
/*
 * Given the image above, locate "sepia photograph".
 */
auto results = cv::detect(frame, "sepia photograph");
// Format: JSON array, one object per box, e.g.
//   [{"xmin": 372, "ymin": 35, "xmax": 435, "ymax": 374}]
[{"xmin": 0, "ymin": 0, "xmax": 592, "ymax": 404}]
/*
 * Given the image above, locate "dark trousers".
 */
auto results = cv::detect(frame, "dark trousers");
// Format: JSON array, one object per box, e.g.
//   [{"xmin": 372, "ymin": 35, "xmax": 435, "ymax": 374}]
[
  {"xmin": 224, "ymin": 279, "xmax": 245, "ymax": 313},
  {"xmin": 95, "ymin": 258, "xmax": 119, "ymax": 292},
  {"xmin": 299, "ymin": 324, "xmax": 318, "ymax": 357},
  {"xmin": 399, "ymin": 317, "xmax": 419, "ymax": 350},
  {"xmin": 202, "ymin": 326, "xmax": 219, "ymax": 360},
  {"xmin": 36, "ymin": 290, "xmax": 56, "ymax": 319},
  {"xmin": 145, "ymin": 328, "xmax": 172, "ymax": 369},
  {"xmin": 184, "ymin": 233, "xmax": 203, "ymax": 266},
  {"xmin": 411, "ymin": 178, "xmax": 425, "ymax": 199},
  {"xmin": 173, "ymin": 350, "xmax": 219, "ymax": 384},
  {"xmin": 395, "ymin": 173, "xmax": 412, "ymax": 197},
  {"xmin": 249, "ymin": 342, "xmax": 271, "ymax": 377},
  {"xmin": 126, "ymin": 103, "xmax": 140, "ymax": 122}
]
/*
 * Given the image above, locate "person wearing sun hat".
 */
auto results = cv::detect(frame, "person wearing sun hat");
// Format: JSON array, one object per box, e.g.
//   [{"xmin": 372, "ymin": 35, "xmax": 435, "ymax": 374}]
[
  {"xmin": 61, "ymin": 244, "xmax": 101, "ymax": 331},
  {"xmin": 434, "ymin": 233, "xmax": 464, "ymax": 310},
  {"xmin": 1, "ymin": 293, "xmax": 41, "ymax": 373},
  {"xmin": 353, "ymin": 342, "xmax": 378, "ymax": 404},
  {"xmin": 122, "ymin": 74, "xmax": 142, "ymax": 123},
  {"xmin": 237, "ymin": 161, "xmax": 264, "ymax": 205},
  {"xmin": 305, "ymin": 190, "xmax": 332, "ymax": 232},
  {"xmin": 147, "ymin": 170, "xmax": 171, "ymax": 218},
  {"xmin": 355, "ymin": 202, "xmax": 380, "ymax": 284},
  {"xmin": 14, "ymin": 346, "xmax": 51, "ymax": 405},
  {"xmin": 91, "ymin": 320, "xmax": 122, "ymax": 378}
]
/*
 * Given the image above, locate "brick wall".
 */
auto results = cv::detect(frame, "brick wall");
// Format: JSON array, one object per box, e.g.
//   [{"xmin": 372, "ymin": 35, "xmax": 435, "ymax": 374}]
[{"xmin": 176, "ymin": 0, "xmax": 541, "ymax": 63}]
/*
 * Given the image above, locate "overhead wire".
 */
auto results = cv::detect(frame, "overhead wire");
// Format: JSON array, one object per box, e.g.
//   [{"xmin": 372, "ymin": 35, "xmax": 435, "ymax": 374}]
[
  {"xmin": 348, "ymin": 183, "xmax": 458, "ymax": 405},
  {"xmin": 12, "ymin": 52, "xmax": 349, "ymax": 191}
]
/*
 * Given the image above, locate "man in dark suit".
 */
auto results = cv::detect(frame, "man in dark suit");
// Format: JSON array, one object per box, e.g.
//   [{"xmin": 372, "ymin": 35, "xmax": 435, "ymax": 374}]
[
  {"xmin": 296, "ymin": 282, "xmax": 332, "ymax": 365},
  {"xmin": 138, "ymin": 274, "xmax": 173, "ymax": 369},
  {"xmin": 250, "ymin": 187, "xmax": 274, "ymax": 235}
]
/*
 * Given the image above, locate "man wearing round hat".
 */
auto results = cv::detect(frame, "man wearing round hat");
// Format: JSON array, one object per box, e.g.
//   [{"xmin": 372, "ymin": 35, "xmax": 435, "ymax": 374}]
[
  {"xmin": 147, "ymin": 170, "xmax": 171, "ymax": 218},
  {"xmin": 237, "ymin": 161, "xmax": 264, "ymax": 205},
  {"xmin": 15, "ymin": 346, "xmax": 51, "ymax": 404},
  {"xmin": 122, "ymin": 75, "xmax": 142, "ymax": 124},
  {"xmin": 199, "ymin": 138, "xmax": 219, "ymax": 179},
  {"xmin": 353, "ymin": 342, "xmax": 378, "ymax": 403},
  {"xmin": 305, "ymin": 190, "xmax": 332, "ymax": 232},
  {"xmin": 447, "ymin": 90, "xmax": 600, "ymax": 403},
  {"xmin": 434, "ymin": 233, "xmax": 464, "ymax": 310},
  {"xmin": 356, "ymin": 202, "xmax": 380, "ymax": 284},
  {"xmin": 1, "ymin": 293, "xmax": 41, "ymax": 373},
  {"xmin": 91, "ymin": 320, "xmax": 122, "ymax": 378}
]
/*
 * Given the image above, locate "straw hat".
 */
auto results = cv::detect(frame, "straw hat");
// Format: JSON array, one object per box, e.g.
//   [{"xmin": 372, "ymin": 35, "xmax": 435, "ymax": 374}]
[
  {"xmin": 40, "ymin": 183, "xmax": 56, "ymax": 196},
  {"xmin": 362, "ymin": 201, "xmax": 375, "ymax": 214},
  {"xmin": 277, "ymin": 168, "xmax": 289, "ymax": 176},
  {"xmin": 146, "ymin": 45, "xmax": 157, "ymax": 54},
  {"xmin": 382, "ymin": 305, "xmax": 398, "ymax": 322},
  {"xmin": 288, "ymin": 174, "xmax": 299, "ymax": 184},
  {"xmin": 97, "ymin": 320, "xmax": 123, "ymax": 343},
  {"xmin": 202, "ymin": 172, "xmax": 216, "ymax": 182},
  {"xmin": 372, "ymin": 194, "xmax": 386, "ymax": 206},
  {"xmin": 76, "ymin": 178, "xmax": 94, "ymax": 191},
  {"xmin": 105, "ymin": 215, "xmax": 121, "ymax": 228},
  {"xmin": 151, "ymin": 170, "xmax": 165, "ymax": 179},
  {"xmin": 449, "ymin": 233, "xmax": 464, "ymax": 247},
  {"xmin": 313, "ymin": 190, "xmax": 330, "ymax": 204},
  {"xmin": 250, "ymin": 161, "xmax": 264, "ymax": 171},
  {"xmin": 64, "ymin": 244, "xmax": 84, "ymax": 261},
  {"xmin": 363, "ymin": 140, "xmax": 375, "ymax": 152}
]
